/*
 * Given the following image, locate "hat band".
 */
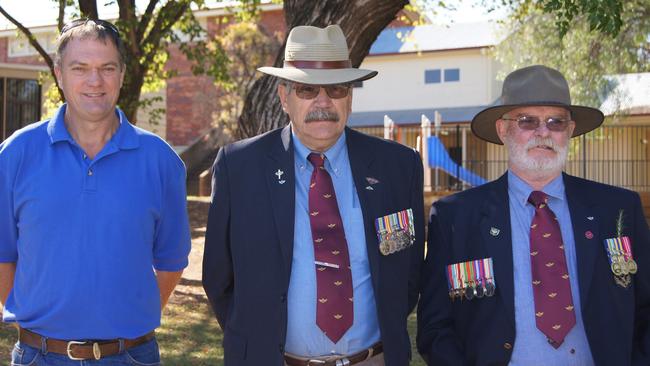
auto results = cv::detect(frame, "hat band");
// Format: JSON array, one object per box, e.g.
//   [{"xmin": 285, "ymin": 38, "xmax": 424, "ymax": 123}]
[{"xmin": 284, "ymin": 60, "xmax": 352, "ymax": 69}]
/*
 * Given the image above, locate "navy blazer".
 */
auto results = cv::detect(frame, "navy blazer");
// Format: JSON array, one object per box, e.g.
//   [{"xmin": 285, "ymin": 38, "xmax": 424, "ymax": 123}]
[
  {"xmin": 203, "ymin": 126, "xmax": 425, "ymax": 366},
  {"xmin": 417, "ymin": 173, "xmax": 650, "ymax": 366}
]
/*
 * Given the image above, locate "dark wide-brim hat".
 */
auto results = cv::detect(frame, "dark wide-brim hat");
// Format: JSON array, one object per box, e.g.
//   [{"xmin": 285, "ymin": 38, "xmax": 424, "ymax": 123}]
[
  {"xmin": 471, "ymin": 65, "xmax": 605, "ymax": 144},
  {"xmin": 258, "ymin": 25, "xmax": 377, "ymax": 85}
]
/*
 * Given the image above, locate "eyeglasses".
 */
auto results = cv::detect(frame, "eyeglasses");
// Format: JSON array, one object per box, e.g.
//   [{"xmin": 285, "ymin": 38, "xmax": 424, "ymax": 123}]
[
  {"xmin": 501, "ymin": 115, "xmax": 572, "ymax": 132},
  {"xmin": 61, "ymin": 18, "xmax": 120, "ymax": 38},
  {"xmin": 290, "ymin": 83, "xmax": 351, "ymax": 100}
]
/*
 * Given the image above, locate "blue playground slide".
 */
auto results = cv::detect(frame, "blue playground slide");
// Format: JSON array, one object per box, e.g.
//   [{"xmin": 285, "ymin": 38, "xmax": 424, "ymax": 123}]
[{"xmin": 427, "ymin": 136, "xmax": 487, "ymax": 187}]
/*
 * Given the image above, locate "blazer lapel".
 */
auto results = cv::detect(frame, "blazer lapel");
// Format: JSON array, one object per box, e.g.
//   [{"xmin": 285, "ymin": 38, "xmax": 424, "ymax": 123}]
[
  {"xmin": 266, "ymin": 126, "xmax": 296, "ymax": 282},
  {"xmin": 563, "ymin": 174, "xmax": 600, "ymax": 308},
  {"xmin": 481, "ymin": 174, "xmax": 516, "ymax": 325},
  {"xmin": 346, "ymin": 128, "xmax": 383, "ymax": 289}
]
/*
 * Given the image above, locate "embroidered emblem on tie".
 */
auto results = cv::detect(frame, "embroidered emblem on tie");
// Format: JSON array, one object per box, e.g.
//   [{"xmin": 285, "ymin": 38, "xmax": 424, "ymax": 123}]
[
  {"xmin": 528, "ymin": 191, "xmax": 576, "ymax": 349},
  {"xmin": 307, "ymin": 153, "xmax": 353, "ymax": 343}
]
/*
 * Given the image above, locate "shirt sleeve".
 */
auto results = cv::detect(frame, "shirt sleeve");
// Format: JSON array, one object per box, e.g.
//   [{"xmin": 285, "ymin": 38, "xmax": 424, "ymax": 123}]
[
  {"xmin": 152, "ymin": 152, "xmax": 191, "ymax": 272},
  {"xmin": 0, "ymin": 142, "xmax": 18, "ymax": 263}
]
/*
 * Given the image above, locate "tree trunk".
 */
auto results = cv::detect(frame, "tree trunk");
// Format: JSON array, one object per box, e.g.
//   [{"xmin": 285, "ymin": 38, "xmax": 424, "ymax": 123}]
[{"xmin": 236, "ymin": 0, "xmax": 409, "ymax": 138}]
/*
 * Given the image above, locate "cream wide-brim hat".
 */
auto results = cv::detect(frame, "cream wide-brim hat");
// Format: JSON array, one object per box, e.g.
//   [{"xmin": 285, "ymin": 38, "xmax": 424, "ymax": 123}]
[
  {"xmin": 258, "ymin": 25, "xmax": 377, "ymax": 85},
  {"xmin": 471, "ymin": 65, "xmax": 604, "ymax": 144}
]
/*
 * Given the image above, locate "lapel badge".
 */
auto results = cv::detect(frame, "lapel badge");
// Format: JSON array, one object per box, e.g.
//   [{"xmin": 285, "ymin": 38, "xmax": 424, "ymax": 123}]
[
  {"xmin": 489, "ymin": 227, "xmax": 500, "ymax": 237},
  {"xmin": 585, "ymin": 230, "xmax": 594, "ymax": 239},
  {"xmin": 365, "ymin": 176, "xmax": 380, "ymax": 185},
  {"xmin": 365, "ymin": 186, "xmax": 374, "ymax": 190},
  {"xmin": 587, "ymin": 216, "xmax": 594, "ymax": 221},
  {"xmin": 275, "ymin": 169, "xmax": 285, "ymax": 185}
]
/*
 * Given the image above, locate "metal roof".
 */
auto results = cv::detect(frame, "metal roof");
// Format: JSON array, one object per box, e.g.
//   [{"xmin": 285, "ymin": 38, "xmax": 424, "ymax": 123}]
[
  {"xmin": 369, "ymin": 22, "xmax": 502, "ymax": 55},
  {"xmin": 600, "ymin": 73, "xmax": 650, "ymax": 115},
  {"xmin": 348, "ymin": 105, "xmax": 489, "ymax": 127}
]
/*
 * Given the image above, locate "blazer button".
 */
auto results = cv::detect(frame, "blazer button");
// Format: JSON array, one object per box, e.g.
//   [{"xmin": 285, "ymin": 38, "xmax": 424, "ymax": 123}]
[
  {"xmin": 279, "ymin": 344, "xmax": 285, "ymax": 353},
  {"xmin": 280, "ymin": 294, "xmax": 287, "ymax": 302},
  {"xmin": 503, "ymin": 342, "xmax": 512, "ymax": 350}
]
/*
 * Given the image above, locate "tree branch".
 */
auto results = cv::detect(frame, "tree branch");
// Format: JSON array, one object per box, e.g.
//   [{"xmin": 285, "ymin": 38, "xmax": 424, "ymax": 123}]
[
  {"xmin": 78, "ymin": 0, "xmax": 99, "ymax": 19},
  {"xmin": 0, "ymin": 6, "xmax": 62, "ymax": 99},
  {"xmin": 137, "ymin": 0, "xmax": 160, "ymax": 42}
]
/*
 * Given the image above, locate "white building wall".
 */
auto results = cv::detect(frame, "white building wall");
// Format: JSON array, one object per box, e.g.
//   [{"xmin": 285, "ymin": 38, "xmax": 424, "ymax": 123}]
[{"xmin": 353, "ymin": 48, "xmax": 501, "ymax": 112}]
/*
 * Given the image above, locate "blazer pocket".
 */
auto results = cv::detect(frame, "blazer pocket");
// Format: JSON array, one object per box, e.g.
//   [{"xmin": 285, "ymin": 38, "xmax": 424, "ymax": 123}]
[{"xmin": 223, "ymin": 325, "xmax": 248, "ymax": 360}]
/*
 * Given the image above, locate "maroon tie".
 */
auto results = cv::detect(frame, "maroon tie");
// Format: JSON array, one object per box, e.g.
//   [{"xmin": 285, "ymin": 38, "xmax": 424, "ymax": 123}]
[
  {"xmin": 528, "ymin": 191, "xmax": 576, "ymax": 348},
  {"xmin": 307, "ymin": 153, "xmax": 353, "ymax": 343}
]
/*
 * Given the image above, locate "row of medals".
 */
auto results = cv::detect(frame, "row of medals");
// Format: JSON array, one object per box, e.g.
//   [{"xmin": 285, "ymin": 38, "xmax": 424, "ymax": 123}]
[
  {"xmin": 610, "ymin": 250, "xmax": 637, "ymax": 288},
  {"xmin": 379, "ymin": 229, "xmax": 414, "ymax": 255},
  {"xmin": 449, "ymin": 279, "xmax": 496, "ymax": 301}
]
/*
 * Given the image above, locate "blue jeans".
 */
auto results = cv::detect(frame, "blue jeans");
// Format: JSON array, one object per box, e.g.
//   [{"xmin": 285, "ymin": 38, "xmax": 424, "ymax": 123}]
[{"xmin": 11, "ymin": 338, "xmax": 161, "ymax": 366}]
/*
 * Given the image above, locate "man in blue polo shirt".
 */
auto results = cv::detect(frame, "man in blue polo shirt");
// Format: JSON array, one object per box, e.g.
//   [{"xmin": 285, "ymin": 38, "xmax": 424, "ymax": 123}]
[{"xmin": 0, "ymin": 19, "xmax": 191, "ymax": 365}]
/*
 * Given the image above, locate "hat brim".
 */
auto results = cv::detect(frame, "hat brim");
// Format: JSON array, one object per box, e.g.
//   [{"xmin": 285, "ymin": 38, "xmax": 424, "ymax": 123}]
[
  {"xmin": 471, "ymin": 103, "xmax": 605, "ymax": 145},
  {"xmin": 257, "ymin": 66, "xmax": 377, "ymax": 85}
]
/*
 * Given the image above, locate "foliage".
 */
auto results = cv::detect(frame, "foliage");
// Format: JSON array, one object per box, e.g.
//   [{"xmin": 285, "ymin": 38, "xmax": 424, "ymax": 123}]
[
  {"xmin": 0, "ymin": 0, "xmax": 230, "ymax": 124},
  {"xmin": 212, "ymin": 21, "xmax": 281, "ymax": 133},
  {"xmin": 493, "ymin": 0, "xmax": 650, "ymax": 108},
  {"xmin": 482, "ymin": 0, "xmax": 626, "ymax": 37}
]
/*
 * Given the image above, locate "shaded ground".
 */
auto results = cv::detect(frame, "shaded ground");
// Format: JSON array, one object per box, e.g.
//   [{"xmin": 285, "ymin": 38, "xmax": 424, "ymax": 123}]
[{"xmin": 0, "ymin": 197, "xmax": 425, "ymax": 365}]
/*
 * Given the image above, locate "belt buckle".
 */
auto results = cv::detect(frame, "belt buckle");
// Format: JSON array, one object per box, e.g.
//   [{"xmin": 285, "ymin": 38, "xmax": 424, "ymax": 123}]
[
  {"xmin": 306, "ymin": 360, "xmax": 326, "ymax": 366},
  {"xmin": 335, "ymin": 358, "xmax": 350, "ymax": 366},
  {"xmin": 66, "ymin": 341, "xmax": 101, "ymax": 360}
]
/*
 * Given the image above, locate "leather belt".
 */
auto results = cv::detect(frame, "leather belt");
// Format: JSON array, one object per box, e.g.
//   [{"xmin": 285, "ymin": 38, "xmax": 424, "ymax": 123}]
[
  {"xmin": 18, "ymin": 327, "xmax": 155, "ymax": 361},
  {"xmin": 284, "ymin": 342, "xmax": 383, "ymax": 366}
]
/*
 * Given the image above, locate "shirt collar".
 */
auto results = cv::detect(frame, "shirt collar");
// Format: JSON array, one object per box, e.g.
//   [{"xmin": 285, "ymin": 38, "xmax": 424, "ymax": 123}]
[
  {"xmin": 291, "ymin": 128, "xmax": 347, "ymax": 177},
  {"xmin": 46, "ymin": 104, "xmax": 139, "ymax": 150},
  {"xmin": 508, "ymin": 170, "xmax": 565, "ymax": 207}
]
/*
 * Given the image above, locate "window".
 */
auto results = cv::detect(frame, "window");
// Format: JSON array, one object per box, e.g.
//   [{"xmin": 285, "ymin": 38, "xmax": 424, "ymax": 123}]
[
  {"xmin": 1, "ymin": 78, "xmax": 41, "ymax": 141},
  {"xmin": 425, "ymin": 69, "xmax": 441, "ymax": 84},
  {"xmin": 9, "ymin": 33, "xmax": 57, "ymax": 57},
  {"xmin": 444, "ymin": 68, "xmax": 460, "ymax": 82}
]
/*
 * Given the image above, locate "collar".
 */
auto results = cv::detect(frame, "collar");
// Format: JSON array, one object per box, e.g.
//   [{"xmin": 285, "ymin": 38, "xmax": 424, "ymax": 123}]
[
  {"xmin": 46, "ymin": 104, "xmax": 139, "ymax": 150},
  {"xmin": 508, "ymin": 170, "xmax": 565, "ymax": 207},
  {"xmin": 291, "ymin": 129, "xmax": 347, "ymax": 177}
]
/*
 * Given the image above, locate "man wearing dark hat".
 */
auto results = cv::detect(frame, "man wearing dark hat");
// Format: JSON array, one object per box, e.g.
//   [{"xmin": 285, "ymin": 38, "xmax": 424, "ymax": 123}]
[
  {"xmin": 202, "ymin": 25, "xmax": 424, "ymax": 366},
  {"xmin": 417, "ymin": 65, "xmax": 650, "ymax": 365}
]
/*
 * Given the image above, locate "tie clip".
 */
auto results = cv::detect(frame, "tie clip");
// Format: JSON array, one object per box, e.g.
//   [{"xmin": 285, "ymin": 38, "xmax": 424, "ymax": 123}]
[{"xmin": 315, "ymin": 261, "xmax": 340, "ymax": 269}]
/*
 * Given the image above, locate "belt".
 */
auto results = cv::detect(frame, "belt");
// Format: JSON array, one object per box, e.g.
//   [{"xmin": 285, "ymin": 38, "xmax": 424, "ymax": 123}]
[
  {"xmin": 18, "ymin": 327, "xmax": 155, "ymax": 361},
  {"xmin": 284, "ymin": 342, "xmax": 383, "ymax": 366}
]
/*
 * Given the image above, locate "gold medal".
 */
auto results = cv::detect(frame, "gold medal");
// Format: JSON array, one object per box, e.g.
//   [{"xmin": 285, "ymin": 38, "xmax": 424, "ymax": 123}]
[
  {"xmin": 626, "ymin": 258, "xmax": 638, "ymax": 274},
  {"xmin": 611, "ymin": 261, "xmax": 623, "ymax": 276}
]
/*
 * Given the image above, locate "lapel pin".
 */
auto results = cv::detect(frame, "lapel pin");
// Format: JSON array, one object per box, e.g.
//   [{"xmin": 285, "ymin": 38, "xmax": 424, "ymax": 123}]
[
  {"xmin": 490, "ymin": 227, "xmax": 500, "ymax": 236},
  {"xmin": 365, "ymin": 177, "xmax": 380, "ymax": 185},
  {"xmin": 585, "ymin": 230, "xmax": 594, "ymax": 239},
  {"xmin": 587, "ymin": 216, "xmax": 594, "ymax": 221},
  {"xmin": 275, "ymin": 169, "xmax": 285, "ymax": 185},
  {"xmin": 365, "ymin": 186, "xmax": 374, "ymax": 191}
]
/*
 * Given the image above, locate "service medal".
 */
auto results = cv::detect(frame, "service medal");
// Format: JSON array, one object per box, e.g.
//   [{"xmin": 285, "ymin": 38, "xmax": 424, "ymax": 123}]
[{"xmin": 627, "ymin": 258, "xmax": 638, "ymax": 274}]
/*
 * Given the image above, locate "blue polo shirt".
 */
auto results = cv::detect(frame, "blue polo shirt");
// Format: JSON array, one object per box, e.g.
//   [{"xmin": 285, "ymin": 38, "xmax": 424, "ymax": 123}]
[{"xmin": 0, "ymin": 104, "xmax": 191, "ymax": 339}]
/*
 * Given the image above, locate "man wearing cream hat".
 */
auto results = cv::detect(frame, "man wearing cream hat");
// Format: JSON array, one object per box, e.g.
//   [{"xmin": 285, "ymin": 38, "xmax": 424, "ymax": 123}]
[
  {"xmin": 203, "ymin": 25, "xmax": 424, "ymax": 366},
  {"xmin": 417, "ymin": 65, "xmax": 650, "ymax": 365}
]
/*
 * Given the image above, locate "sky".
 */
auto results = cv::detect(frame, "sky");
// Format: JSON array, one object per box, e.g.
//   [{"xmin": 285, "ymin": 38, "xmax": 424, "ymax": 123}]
[{"xmin": 0, "ymin": 0, "xmax": 509, "ymax": 29}]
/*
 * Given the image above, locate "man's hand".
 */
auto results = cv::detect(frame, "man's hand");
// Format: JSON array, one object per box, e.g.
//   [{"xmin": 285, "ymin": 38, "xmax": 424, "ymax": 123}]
[
  {"xmin": 0, "ymin": 262, "xmax": 16, "ymax": 309},
  {"xmin": 156, "ymin": 270, "xmax": 183, "ymax": 310}
]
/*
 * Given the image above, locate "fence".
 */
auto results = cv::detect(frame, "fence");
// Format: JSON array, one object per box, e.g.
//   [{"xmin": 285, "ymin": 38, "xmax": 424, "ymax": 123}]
[{"xmin": 354, "ymin": 124, "xmax": 650, "ymax": 192}]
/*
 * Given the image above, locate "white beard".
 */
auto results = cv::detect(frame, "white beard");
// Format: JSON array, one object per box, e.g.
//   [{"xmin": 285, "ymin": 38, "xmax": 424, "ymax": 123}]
[{"xmin": 505, "ymin": 135, "xmax": 569, "ymax": 179}]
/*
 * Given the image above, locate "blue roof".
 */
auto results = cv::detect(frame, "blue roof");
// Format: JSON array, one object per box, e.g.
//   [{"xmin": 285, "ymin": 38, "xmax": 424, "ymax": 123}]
[
  {"xmin": 369, "ymin": 22, "xmax": 501, "ymax": 55},
  {"xmin": 348, "ymin": 105, "xmax": 489, "ymax": 127}
]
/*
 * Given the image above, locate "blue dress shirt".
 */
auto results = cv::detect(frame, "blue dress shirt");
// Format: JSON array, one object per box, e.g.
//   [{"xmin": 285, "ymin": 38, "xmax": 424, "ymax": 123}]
[
  {"xmin": 285, "ymin": 131, "xmax": 381, "ymax": 356},
  {"xmin": 507, "ymin": 171, "xmax": 595, "ymax": 365}
]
